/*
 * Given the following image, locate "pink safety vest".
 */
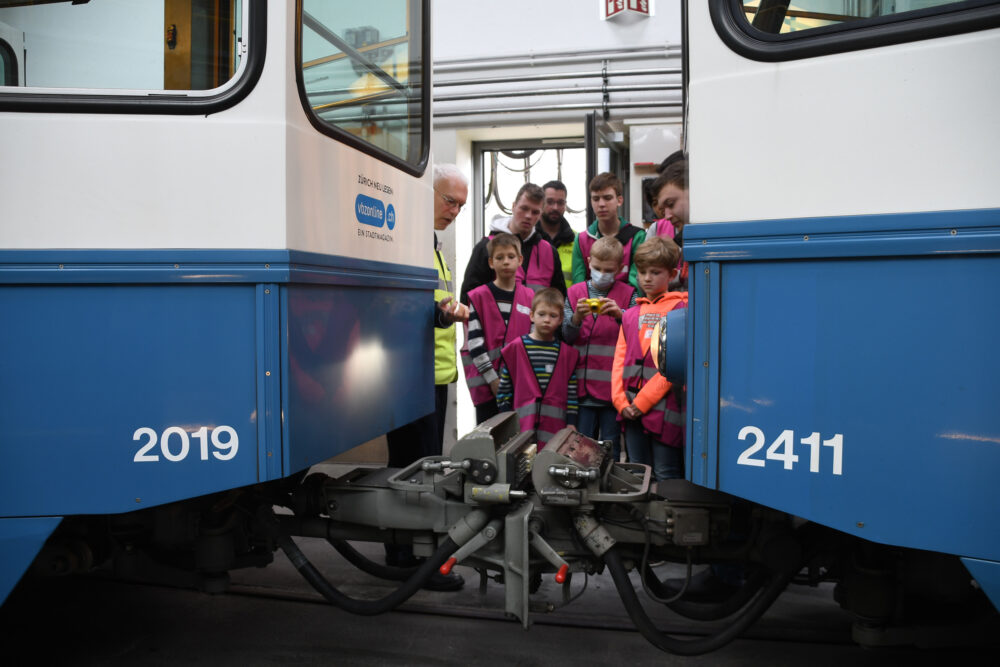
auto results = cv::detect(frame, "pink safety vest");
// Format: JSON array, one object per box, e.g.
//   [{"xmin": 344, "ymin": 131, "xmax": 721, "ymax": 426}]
[
  {"xmin": 461, "ymin": 284, "xmax": 534, "ymax": 405},
  {"xmin": 488, "ymin": 234, "xmax": 557, "ymax": 292},
  {"xmin": 619, "ymin": 303, "xmax": 686, "ymax": 446},
  {"xmin": 645, "ymin": 218, "xmax": 688, "ymax": 289},
  {"xmin": 567, "ymin": 280, "xmax": 635, "ymax": 402},
  {"xmin": 519, "ymin": 238, "xmax": 557, "ymax": 291},
  {"xmin": 577, "ymin": 225, "xmax": 640, "ymax": 284},
  {"xmin": 647, "ymin": 218, "xmax": 676, "ymax": 239},
  {"xmin": 501, "ymin": 336, "xmax": 580, "ymax": 449}
]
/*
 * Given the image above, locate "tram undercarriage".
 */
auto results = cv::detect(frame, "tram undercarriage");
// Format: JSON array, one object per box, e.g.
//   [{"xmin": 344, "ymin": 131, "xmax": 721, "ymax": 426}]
[{"xmin": 28, "ymin": 413, "xmax": 997, "ymax": 656}]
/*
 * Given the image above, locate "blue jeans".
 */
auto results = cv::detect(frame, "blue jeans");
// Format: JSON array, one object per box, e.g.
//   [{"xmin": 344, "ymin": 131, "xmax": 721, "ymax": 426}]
[
  {"xmin": 577, "ymin": 404, "xmax": 623, "ymax": 461},
  {"xmin": 623, "ymin": 420, "xmax": 683, "ymax": 480}
]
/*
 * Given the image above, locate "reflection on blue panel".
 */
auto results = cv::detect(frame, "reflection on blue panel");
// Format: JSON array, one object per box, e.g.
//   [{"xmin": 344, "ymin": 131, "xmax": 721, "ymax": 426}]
[
  {"xmin": 284, "ymin": 284, "xmax": 433, "ymax": 473},
  {"xmin": 714, "ymin": 255, "xmax": 1000, "ymax": 560},
  {"xmin": 0, "ymin": 285, "xmax": 259, "ymax": 515}
]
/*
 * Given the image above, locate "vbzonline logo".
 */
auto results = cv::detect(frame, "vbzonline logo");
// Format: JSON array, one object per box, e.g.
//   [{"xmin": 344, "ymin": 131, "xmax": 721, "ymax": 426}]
[{"xmin": 355, "ymin": 193, "xmax": 396, "ymax": 231}]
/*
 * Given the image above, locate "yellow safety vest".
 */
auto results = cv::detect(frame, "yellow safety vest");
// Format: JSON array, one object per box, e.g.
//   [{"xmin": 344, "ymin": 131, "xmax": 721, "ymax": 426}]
[
  {"xmin": 557, "ymin": 241, "xmax": 574, "ymax": 287},
  {"xmin": 434, "ymin": 248, "xmax": 458, "ymax": 384}
]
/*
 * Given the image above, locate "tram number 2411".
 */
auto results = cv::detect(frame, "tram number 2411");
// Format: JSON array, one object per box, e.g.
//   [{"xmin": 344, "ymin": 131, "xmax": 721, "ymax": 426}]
[
  {"xmin": 132, "ymin": 425, "xmax": 239, "ymax": 463},
  {"xmin": 736, "ymin": 426, "xmax": 843, "ymax": 475}
]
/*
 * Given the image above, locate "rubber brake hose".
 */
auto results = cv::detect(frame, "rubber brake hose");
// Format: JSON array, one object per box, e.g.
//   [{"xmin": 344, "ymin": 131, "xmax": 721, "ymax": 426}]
[
  {"xmin": 604, "ymin": 547, "xmax": 793, "ymax": 656},
  {"xmin": 643, "ymin": 562, "xmax": 769, "ymax": 621},
  {"xmin": 328, "ymin": 538, "xmax": 419, "ymax": 581},
  {"xmin": 259, "ymin": 507, "xmax": 459, "ymax": 616}
]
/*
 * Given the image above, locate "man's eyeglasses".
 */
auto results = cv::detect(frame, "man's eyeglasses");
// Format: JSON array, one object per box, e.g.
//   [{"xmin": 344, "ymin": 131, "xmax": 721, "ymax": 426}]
[{"xmin": 435, "ymin": 189, "xmax": 465, "ymax": 211}]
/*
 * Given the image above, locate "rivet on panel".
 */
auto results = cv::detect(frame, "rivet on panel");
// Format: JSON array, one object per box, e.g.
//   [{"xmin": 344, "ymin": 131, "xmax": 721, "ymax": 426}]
[
  {"xmin": 264, "ymin": 289, "xmax": 270, "ymax": 294},
  {"xmin": 803, "ymin": 235, "xmax": 809, "ymax": 241},
  {"xmin": 265, "ymin": 371, "xmax": 271, "ymax": 376},
  {"xmin": 703, "ymin": 361, "xmax": 709, "ymax": 367},
  {"xmin": 950, "ymin": 229, "xmax": 957, "ymax": 236},
  {"xmin": 135, "ymin": 498, "xmax": 141, "ymax": 503},
  {"xmin": 265, "ymin": 264, "xmax": 270, "ymax": 269},
  {"xmin": 856, "ymin": 522, "xmax": 864, "ymax": 528},
  {"xmin": 174, "ymin": 264, "xmax": 179, "ymax": 268},
  {"xmin": 701, "ymin": 452, "xmax": 707, "ymax": 459},
  {"xmin": 59, "ymin": 264, "xmax": 64, "ymax": 269}
]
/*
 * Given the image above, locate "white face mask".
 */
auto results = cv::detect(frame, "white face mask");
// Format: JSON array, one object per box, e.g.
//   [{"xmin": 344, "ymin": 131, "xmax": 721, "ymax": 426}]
[{"xmin": 590, "ymin": 268, "xmax": 615, "ymax": 290}]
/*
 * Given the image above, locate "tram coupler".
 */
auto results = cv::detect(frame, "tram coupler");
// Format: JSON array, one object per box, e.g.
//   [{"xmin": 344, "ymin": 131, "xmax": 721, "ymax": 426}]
[{"xmin": 287, "ymin": 413, "xmax": 746, "ymax": 628}]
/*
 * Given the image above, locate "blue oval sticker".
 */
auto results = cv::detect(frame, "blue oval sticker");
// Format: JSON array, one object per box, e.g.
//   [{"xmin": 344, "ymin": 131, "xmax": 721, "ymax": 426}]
[
  {"xmin": 386, "ymin": 204, "xmax": 396, "ymax": 231},
  {"xmin": 355, "ymin": 194, "xmax": 386, "ymax": 228}
]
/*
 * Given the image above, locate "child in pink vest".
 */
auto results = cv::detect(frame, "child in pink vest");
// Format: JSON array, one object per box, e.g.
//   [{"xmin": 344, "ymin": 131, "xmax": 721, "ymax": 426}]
[
  {"xmin": 563, "ymin": 237, "xmax": 636, "ymax": 461},
  {"xmin": 612, "ymin": 236, "xmax": 688, "ymax": 481},
  {"xmin": 497, "ymin": 288, "xmax": 579, "ymax": 448},
  {"xmin": 462, "ymin": 233, "xmax": 535, "ymax": 425}
]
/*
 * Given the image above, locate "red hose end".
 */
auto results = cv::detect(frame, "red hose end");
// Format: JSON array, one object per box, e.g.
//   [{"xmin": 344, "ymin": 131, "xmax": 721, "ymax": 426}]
[
  {"xmin": 440, "ymin": 557, "xmax": 457, "ymax": 575},
  {"xmin": 555, "ymin": 564, "xmax": 569, "ymax": 583}
]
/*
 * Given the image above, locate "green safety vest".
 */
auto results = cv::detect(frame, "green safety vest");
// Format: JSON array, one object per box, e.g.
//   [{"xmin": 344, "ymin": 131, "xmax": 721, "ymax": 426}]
[
  {"xmin": 556, "ymin": 241, "xmax": 574, "ymax": 287},
  {"xmin": 434, "ymin": 248, "xmax": 458, "ymax": 384}
]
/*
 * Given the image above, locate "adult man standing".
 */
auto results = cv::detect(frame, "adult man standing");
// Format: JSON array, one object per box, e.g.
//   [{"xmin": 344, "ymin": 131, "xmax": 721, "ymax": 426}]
[
  {"xmin": 571, "ymin": 172, "xmax": 645, "ymax": 288},
  {"xmin": 384, "ymin": 163, "xmax": 468, "ymax": 590},
  {"xmin": 460, "ymin": 182, "xmax": 566, "ymax": 303},
  {"xmin": 536, "ymin": 180, "xmax": 576, "ymax": 287}
]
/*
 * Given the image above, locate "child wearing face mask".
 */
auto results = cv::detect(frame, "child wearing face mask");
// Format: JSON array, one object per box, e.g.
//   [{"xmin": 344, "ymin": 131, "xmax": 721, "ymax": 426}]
[{"xmin": 562, "ymin": 237, "xmax": 637, "ymax": 461}]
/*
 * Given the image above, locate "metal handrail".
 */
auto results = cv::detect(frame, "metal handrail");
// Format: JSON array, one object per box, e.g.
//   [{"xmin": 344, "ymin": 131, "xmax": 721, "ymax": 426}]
[
  {"xmin": 433, "ymin": 45, "xmax": 679, "ymax": 72},
  {"xmin": 434, "ymin": 67, "xmax": 682, "ymax": 88},
  {"xmin": 435, "ymin": 83, "xmax": 681, "ymax": 103}
]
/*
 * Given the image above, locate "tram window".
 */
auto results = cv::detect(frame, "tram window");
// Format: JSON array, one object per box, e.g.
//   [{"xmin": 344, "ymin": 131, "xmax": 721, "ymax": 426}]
[
  {"xmin": 741, "ymin": 0, "xmax": 975, "ymax": 34},
  {"xmin": 0, "ymin": 0, "xmax": 246, "ymax": 92},
  {"xmin": 0, "ymin": 38, "xmax": 14, "ymax": 86},
  {"xmin": 712, "ymin": 0, "xmax": 1000, "ymax": 60},
  {"xmin": 297, "ymin": 0, "xmax": 429, "ymax": 174}
]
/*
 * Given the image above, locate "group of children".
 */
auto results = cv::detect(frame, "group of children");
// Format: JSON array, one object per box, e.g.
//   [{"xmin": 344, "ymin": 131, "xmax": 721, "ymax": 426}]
[{"xmin": 461, "ymin": 162, "xmax": 690, "ymax": 480}]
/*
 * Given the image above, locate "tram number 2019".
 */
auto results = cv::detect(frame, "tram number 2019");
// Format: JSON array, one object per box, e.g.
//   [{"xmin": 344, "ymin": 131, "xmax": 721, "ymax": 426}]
[
  {"xmin": 132, "ymin": 426, "xmax": 239, "ymax": 463},
  {"xmin": 736, "ymin": 426, "xmax": 842, "ymax": 475}
]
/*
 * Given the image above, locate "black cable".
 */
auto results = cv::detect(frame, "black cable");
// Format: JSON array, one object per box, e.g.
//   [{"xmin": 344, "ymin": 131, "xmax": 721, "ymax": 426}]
[
  {"xmin": 258, "ymin": 507, "xmax": 458, "ymax": 616},
  {"xmin": 603, "ymin": 546, "xmax": 794, "ymax": 656},
  {"xmin": 327, "ymin": 539, "xmax": 419, "ymax": 582},
  {"xmin": 645, "ymin": 562, "xmax": 769, "ymax": 621}
]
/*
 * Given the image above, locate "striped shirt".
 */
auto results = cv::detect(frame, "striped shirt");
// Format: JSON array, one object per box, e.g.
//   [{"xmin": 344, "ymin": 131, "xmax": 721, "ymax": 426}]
[
  {"xmin": 497, "ymin": 336, "xmax": 578, "ymax": 425},
  {"xmin": 467, "ymin": 283, "xmax": 515, "ymax": 384}
]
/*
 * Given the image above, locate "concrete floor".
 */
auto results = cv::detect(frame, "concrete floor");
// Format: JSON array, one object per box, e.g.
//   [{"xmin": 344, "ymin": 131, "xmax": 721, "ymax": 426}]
[{"xmin": 2, "ymin": 531, "xmax": 996, "ymax": 666}]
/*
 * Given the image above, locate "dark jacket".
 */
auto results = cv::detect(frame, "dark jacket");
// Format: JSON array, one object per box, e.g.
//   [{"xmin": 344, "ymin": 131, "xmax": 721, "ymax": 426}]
[{"xmin": 460, "ymin": 216, "xmax": 567, "ymax": 304}]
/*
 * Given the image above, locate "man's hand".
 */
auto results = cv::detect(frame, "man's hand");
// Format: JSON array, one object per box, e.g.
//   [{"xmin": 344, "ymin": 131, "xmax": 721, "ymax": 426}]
[{"xmin": 438, "ymin": 296, "xmax": 469, "ymax": 324}]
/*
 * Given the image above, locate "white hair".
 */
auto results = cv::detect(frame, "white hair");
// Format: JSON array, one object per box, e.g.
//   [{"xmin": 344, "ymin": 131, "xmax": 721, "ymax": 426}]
[{"xmin": 433, "ymin": 163, "xmax": 468, "ymax": 187}]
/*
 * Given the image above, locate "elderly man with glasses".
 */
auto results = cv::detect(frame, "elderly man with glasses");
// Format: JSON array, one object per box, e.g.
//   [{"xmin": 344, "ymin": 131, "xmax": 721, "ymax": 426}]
[{"xmin": 382, "ymin": 163, "xmax": 469, "ymax": 591}]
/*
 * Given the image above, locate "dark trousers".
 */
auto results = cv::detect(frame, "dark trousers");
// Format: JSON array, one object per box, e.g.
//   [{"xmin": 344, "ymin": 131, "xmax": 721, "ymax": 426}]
[
  {"xmin": 386, "ymin": 383, "xmax": 449, "ymax": 468},
  {"xmin": 385, "ymin": 383, "xmax": 448, "ymax": 564},
  {"xmin": 474, "ymin": 400, "xmax": 500, "ymax": 426}
]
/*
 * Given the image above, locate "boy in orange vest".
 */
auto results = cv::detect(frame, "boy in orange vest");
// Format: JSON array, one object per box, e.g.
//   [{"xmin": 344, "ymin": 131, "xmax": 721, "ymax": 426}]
[{"xmin": 611, "ymin": 236, "xmax": 688, "ymax": 480}]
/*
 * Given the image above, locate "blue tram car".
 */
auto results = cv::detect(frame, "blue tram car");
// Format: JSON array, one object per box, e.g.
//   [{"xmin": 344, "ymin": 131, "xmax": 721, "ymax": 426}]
[{"xmin": 0, "ymin": 0, "xmax": 436, "ymax": 601}]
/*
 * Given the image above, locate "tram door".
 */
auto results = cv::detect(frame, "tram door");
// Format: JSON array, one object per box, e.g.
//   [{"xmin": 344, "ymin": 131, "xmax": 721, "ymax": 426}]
[
  {"xmin": 584, "ymin": 110, "xmax": 629, "ymax": 226},
  {"xmin": 164, "ymin": 0, "xmax": 237, "ymax": 90},
  {"xmin": 0, "ymin": 19, "xmax": 23, "ymax": 86}
]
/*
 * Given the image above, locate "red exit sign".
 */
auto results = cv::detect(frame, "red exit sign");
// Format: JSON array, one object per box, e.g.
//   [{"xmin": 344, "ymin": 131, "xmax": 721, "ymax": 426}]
[{"xmin": 605, "ymin": 0, "xmax": 650, "ymax": 19}]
